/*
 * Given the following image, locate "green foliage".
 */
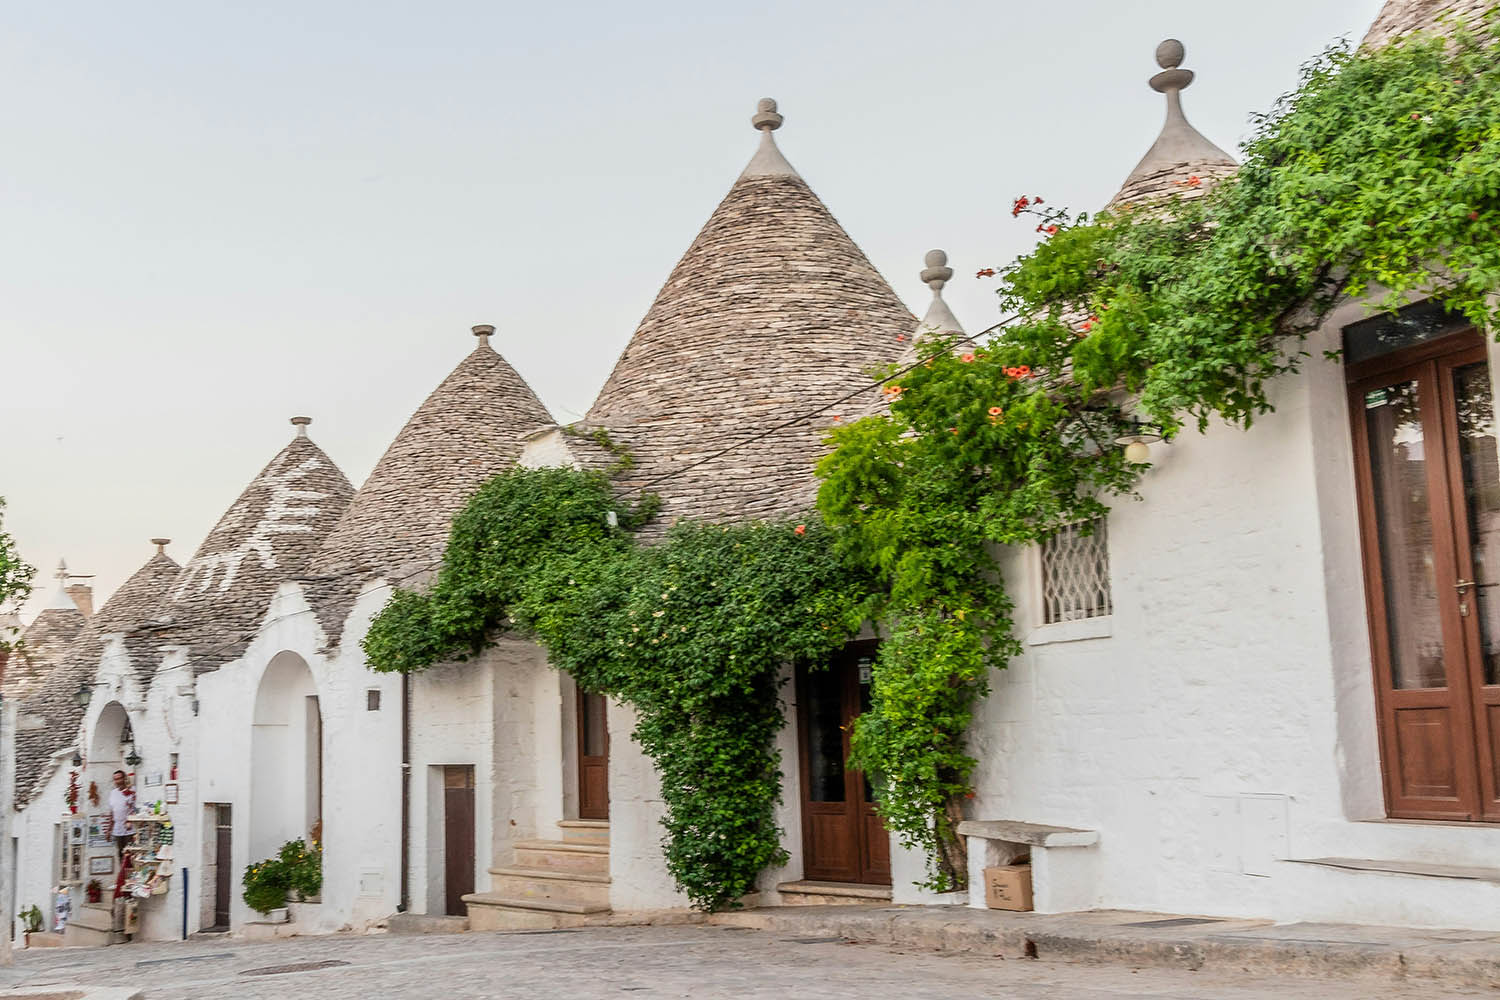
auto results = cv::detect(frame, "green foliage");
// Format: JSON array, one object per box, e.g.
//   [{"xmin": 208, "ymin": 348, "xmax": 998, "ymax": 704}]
[
  {"xmin": 0, "ymin": 497, "xmax": 36, "ymax": 656},
  {"xmin": 819, "ymin": 19, "xmax": 1500, "ymax": 890},
  {"xmin": 242, "ymin": 838, "xmax": 323, "ymax": 913},
  {"xmin": 18, "ymin": 904, "xmax": 43, "ymax": 934},
  {"xmin": 365, "ymin": 469, "xmax": 877, "ymax": 911}
]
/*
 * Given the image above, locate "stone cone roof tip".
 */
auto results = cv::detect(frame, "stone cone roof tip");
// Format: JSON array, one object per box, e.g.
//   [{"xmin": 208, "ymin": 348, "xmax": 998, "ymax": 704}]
[
  {"xmin": 584, "ymin": 98, "xmax": 915, "ymax": 527},
  {"xmin": 308, "ymin": 327, "xmax": 555, "ymax": 603},
  {"xmin": 1363, "ymin": 0, "xmax": 1490, "ymax": 46},
  {"xmin": 917, "ymin": 249, "xmax": 964, "ymax": 337},
  {"xmin": 1110, "ymin": 39, "xmax": 1237, "ymax": 208},
  {"xmin": 14, "ymin": 541, "xmax": 182, "ymax": 806},
  {"xmin": 162, "ymin": 426, "xmax": 354, "ymax": 670}
]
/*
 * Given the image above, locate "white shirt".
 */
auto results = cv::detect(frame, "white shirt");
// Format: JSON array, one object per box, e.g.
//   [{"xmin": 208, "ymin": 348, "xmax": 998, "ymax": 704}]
[{"xmin": 108, "ymin": 786, "xmax": 130, "ymax": 836}]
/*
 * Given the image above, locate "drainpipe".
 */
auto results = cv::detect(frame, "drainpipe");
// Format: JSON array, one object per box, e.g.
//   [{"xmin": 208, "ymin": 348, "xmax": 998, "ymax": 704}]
[{"xmin": 398, "ymin": 672, "xmax": 410, "ymax": 912}]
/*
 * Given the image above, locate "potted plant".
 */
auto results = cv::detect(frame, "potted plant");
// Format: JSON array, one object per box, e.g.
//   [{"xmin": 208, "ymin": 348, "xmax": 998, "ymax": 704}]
[
  {"xmin": 85, "ymin": 880, "xmax": 102, "ymax": 904},
  {"xmin": 242, "ymin": 857, "xmax": 289, "ymax": 922},
  {"xmin": 280, "ymin": 838, "xmax": 323, "ymax": 903},
  {"xmin": 18, "ymin": 904, "xmax": 42, "ymax": 946}
]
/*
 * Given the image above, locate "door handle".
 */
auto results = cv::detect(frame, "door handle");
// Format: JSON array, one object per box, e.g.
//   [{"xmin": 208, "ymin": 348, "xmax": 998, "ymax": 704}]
[{"xmin": 1456, "ymin": 579, "xmax": 1476, "ymax": 593}]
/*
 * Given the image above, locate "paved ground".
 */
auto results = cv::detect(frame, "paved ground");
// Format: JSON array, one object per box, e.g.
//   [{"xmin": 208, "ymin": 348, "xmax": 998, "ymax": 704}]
[{"xmin": 2, "ymin": 924, "xmax": 1495, "ymax": 999}]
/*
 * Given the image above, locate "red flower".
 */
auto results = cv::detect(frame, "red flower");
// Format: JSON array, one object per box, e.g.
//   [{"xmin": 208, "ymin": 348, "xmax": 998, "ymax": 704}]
[
  {"xmin": 1411, "ymin": 112, "xmax": 1422, "ymax": 120},
  {"xmin": 1034, "ymin": 196, "xmax": 1043, "ymax": 205},
  {"xmin": 831, "ymin": 415, "xmax": 841, "ymax": 422},
  {"xmin": 1016, "ymin": 365, "xmax": 1031, "ymax": 377},
  {"xmin": 1186, "ymin": 175, "xmax": 1201, "ymax": 187},
  {"xmin": 794, "ymin": 524, "xmax": 806, "ymax": 535},
  {"xmin": 988, "ymin": 406, "xmax": 1003, "ymax": 416},
  {"xmin": 949, "ymin": 427, "xmax": 959, "ymax": 435},
  {"xmin": 960, "ymin": 352, "xmax": 976, "ymax": 363},
  {"xmin": 1471, "ymin": 211, "xmax": 1481, "ymax": 221},
  {"xmin": 975, "ymin": 268, "xmax": 996, "ymax": 278},
  {"xmin": 1046, "ymin": 224, "xmax": 1059, "ymax": 235},
  {"xmin": 1080, "ymin": 321, "xmax": 1092, "ymax": 332},
  {"xmin": 896, "ymin": 333, "xmax": 906, "ymax": 342}
]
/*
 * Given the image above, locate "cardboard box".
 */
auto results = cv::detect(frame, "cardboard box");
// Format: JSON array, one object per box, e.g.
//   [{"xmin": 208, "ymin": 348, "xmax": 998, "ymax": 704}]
[{"xmin": 984, "ymin": 864, "xmax": 1034, "ymax": 911}]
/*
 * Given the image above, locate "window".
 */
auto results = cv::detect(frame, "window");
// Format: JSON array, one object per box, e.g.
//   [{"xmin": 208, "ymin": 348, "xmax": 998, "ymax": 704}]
[{"xmin": 1041, "ymin": 519, "xmax": 1112, "ymax": 623}]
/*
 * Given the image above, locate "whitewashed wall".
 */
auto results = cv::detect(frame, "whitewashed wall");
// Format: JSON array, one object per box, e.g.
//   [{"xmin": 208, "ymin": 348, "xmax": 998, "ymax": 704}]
[{"xmin": 965, "ymin": 306, "xmax": 1500, "ymax": 930}]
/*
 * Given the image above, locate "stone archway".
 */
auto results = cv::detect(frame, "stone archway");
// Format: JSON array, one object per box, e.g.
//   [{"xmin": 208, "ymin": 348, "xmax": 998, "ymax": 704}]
[
  {"xmin": 89, "ymin": 701, "xmax": 129, "ymax": 769},
  {"xmin": 250, "ymin": 652, "xmax": 322, "ymax": 861}
]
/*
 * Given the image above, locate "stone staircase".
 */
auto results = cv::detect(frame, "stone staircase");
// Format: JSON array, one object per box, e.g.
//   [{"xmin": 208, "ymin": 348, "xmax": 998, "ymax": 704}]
[
  {"xmin": 464, "ymin": 820, "xmax": 611, "ymax": 930},
  {"xmin": 61, "ymin": 902, "xmax": 126, "ymax": 946}
]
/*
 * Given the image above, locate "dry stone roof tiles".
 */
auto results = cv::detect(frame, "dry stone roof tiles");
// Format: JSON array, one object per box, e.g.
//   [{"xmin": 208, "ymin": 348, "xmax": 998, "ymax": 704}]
[
  {"xmin": 1363, "ymin": 0, "xmax": 1491, "ymax": 46},
  {"xmin": 14, "ymin": 546, "xmax": 180, "ymax": 806},
  {"xmin": 159, "ymin": 432, "xmax": 353, "ymax": 672},
  {"xmin": 581, "ymin": 116, "xmax": 913, "ymax": 528},
  {"xmin": 307, "ymin": 336, "xmax": 554, "ymax": 631},
  {"xmin": 7, "ymin": 605, "xmax": 86, "ymax": 700}
]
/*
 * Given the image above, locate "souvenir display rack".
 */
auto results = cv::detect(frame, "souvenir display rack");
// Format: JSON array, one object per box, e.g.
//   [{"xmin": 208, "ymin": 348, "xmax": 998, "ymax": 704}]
[{"xmin": 120, "ymin": 813, "xmax": 174, "ymax": 899}]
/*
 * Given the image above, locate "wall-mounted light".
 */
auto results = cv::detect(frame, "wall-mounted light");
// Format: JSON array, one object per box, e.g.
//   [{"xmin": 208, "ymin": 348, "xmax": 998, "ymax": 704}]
[
  {"xmin": 72, "ymin": 680, "xmax": 93, "ymax": 709},
  {"xmin": 71, "ymin": 750, "xmax": 83, "ymax": 768},
  {"xmin": 124, "ymin": 743, "xmax": 142, "ymax": 769},
  {"xmin": 1115, "ymin": 420, "xmax": 1164, "ymax": 465}
]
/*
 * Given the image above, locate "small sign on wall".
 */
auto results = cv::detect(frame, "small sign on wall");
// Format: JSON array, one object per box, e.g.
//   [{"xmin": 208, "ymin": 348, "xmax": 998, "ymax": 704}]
[
  {"xmin": 164, "ymin": 784, "xmax": 179, "ymax": 804},
  {"xmin": 144, "ymin": 772, "xmax": 163, "ymax": 787}
]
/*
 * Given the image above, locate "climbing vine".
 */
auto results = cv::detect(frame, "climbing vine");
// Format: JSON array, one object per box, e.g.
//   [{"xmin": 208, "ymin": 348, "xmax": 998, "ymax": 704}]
[
  {"xmin": 364, "ymin": 468, "xmax": 876, "ymax": 910},
  {"xmin": 367, "ymin": 19, "xmax": 1500, "ymax": 904},
  {"xmin": 819, "ymin": 17, "xmax": 1500, "ymax": 890}
]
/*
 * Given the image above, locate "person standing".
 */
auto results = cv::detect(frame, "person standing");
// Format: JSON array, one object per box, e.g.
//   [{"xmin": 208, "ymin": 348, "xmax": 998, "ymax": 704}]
[{"xmin": 108, "ymin": 770, "xmax": 133, "ymax": 856}]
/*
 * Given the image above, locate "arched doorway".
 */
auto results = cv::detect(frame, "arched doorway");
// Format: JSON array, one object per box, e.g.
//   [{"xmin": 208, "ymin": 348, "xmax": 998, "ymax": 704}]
[
  {"xmin": 89, "ymin": 701, "xmax": 129, "ymax": 771},
  {"xmin": 250, "ymin": 652, "xmax": 322, "ymax": 861}
]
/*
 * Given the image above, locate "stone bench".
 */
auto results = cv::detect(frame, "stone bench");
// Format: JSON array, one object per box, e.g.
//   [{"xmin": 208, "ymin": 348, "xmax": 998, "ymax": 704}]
[{"xmin": 956, "ymin": 820, "xmax": 1099, "ymax": 913}]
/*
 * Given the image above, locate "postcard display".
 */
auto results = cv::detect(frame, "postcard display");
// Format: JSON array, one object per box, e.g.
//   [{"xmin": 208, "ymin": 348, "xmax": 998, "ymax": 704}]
[{"xmin": 123, "ymin": 813, "xmax": 174, "ymax": 899}]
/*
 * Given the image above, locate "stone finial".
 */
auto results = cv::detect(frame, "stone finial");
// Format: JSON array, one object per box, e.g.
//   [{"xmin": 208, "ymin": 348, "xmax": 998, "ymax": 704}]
[
  {"xmin": 472, "ymin": 324, "xmax": 495, "ymax": 349},
  {"xmin": 920, "ymin": 249, "xmax": 954, "ymax": 291},
  {"xmin": 291, "ymin": 416, "xmax": 312, "ymax": 437},
  {"xmin": 1113, "ymin": 37, "xmax": 1235, "ymax": 198},
  {"xmin": 915, "ymin": 249, "xmax": 964, "ymax": 337},
  {"xmin": 150, "ymin": 538, "xmax": 171, "ymax": 554},
  {"xmin": 752, "ymin": 98, "xmax": 783, "ymax": 132},
  {"xmin": 54, "ymin": 559, "xmax": 67, "ymax": 580},
  {"xmin": 1149, "ymin": 38, "xmax": 1194, "ymax": 95}
]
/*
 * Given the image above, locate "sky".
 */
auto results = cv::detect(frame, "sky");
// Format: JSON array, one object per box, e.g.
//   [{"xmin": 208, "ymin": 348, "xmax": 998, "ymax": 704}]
[{"xmin": 2, "ymin": 0, "xmax": 1386, "ymax": 623}]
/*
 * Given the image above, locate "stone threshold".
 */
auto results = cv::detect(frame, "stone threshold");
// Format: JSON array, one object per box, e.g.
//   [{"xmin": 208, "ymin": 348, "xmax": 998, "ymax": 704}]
[
  {"xmin": 1288, "ymin": 856, "xmax": 1500, "ymax": 883},
  {"xmin": 707, "ymin": 904, "xmax": 1500, "ymax": 988}
]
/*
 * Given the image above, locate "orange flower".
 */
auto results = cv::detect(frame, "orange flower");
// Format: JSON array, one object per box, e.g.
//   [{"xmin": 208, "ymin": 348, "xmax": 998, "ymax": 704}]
[
  {"xmin": 988, "ymin": 406, "xmax": 1002, "ymax": 416},
  {"xmin": 831, "ymin": 415, "xmax": 841, "ymax": 422},
  {"xmin": 794, "ymin": 524, "xmax": 806, "ymax": 535},
  {"xmin": 960, "ymin": 352, "xmax": 976, "ymax": 363},
  {"xmin": 1016, "ymin": 365, "xmax": 1031, "ymax": 377},
  {"xmin": 896, "ymin": 333, "xmax": 906, "ymax": 342}
]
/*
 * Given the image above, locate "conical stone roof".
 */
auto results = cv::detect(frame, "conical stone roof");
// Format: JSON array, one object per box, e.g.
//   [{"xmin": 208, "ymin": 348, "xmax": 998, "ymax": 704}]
[
  {"xmin": 1109, "ymin": 40, "xmax": 1236, "ymax": 209},
  {"xmin": 15, "ymin": 541, "xmax": 180, "ymax": 806},
  {"xmin": 307, "ymin": 329, "xmax": 555, "ymax": 627},
  {"xmin": 162, "ymin": 423, "xmax": 353, "ymax": 671},
  {"xmin": 1364, "ymin": 0, "xmax": 1490, "ymax": 46},
  {"xmin": 581, "ymin": 99, "xmax": 914, "ymax": 527},
  {"xmin": 9, "ymin": 566, "xmax": 88, "ymax": 699}
]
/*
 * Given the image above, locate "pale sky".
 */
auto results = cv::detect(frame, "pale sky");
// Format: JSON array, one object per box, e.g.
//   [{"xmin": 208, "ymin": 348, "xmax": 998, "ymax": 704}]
[{"xmin": 3, "ymin": 0, "xmax": 1385, "ymax": 623}]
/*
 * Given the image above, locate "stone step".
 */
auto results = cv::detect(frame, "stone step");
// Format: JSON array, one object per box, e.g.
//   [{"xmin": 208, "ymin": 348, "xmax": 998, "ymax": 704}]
[
  {"xmin": 489, "ymin": 865, "xmax": 611, "ymax": 908},
  {"xmin": 776, "ymin": 880, "xmax": 892, "ymax": 906},
  {"xmin": 463, "ymin": 893, "xmax": 609, "ymax": 932},
  {"xmin": 1283, "ymin": 857, "xmax": 1500, "ymax": 930},
  {"xmin": 557, "ymin": 819, "xmax": 610, "ymax": 845},
  {"xmin": 514, "ymin": 839, "xmax": 610, "ymax": 876}
]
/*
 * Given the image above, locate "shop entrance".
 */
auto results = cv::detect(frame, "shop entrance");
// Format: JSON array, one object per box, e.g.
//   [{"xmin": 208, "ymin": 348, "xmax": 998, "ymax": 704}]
[{"xmin": 577, "ymin": 690, "xmax": 609, "ymax": 820}]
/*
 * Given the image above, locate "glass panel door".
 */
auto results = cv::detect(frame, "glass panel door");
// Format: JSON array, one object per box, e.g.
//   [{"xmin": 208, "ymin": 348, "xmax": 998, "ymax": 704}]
[
  {"xmin": 1349, "ymin": 328, "xmax": 1488, "ymax": 821},
  {"xmin": 1443, "ymin": 355, "xmax": 1500, "ymax": 818}
]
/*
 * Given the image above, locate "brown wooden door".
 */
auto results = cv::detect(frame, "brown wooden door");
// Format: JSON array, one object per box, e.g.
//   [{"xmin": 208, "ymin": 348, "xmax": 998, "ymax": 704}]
[
  {"xmin": 577, "ymin": 690, "xmax": 610, "ymax": 820},
  {"xmin": 797, "ymin": 642, "xmax": 890, "ymax": 885},
  {"xmin": 213, "ymin": 804, "xmax": 232, "ymax": 929},
  {"xmin": 1349, "ymin": 327, "xmax": 1500, "ymax": 821},
  {"xmin": 442, "ymin": 766, "xmax": 475, "ymax": 916}
]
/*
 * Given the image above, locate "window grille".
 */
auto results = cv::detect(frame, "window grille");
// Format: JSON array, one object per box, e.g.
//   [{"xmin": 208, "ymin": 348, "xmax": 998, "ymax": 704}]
[{"xmin": 1041, "ymin": 519, "xmax": 1112, "ymax": 623}]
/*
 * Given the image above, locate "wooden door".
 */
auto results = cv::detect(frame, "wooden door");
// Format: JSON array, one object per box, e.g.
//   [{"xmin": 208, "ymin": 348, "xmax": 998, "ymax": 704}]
[
  {"xmin": 797, "ymin": 642, "xmax": 890, "ymax": 884},
  {"xmin": 213, "ymin": 805, "xmax": 232, "ymax": 930},
  {"xmin": 1349, "ymin": 324, "xmax": 1500, "ymax": 821},
  {"xmin": 442, "ymin": 766, "xmax": 475, "ymax": 916},
  {"xmin": 577, "ymin": 689, "xmax": 610, "ymax": 820}
]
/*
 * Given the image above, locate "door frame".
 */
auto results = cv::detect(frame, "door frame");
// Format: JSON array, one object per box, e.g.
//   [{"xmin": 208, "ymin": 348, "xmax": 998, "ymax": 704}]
[
  {"xmin": 1346, "ymin": 325, "xmax": 1498, "ymax": 821},
  {"xmin": 576, "ymin": 688, "xmax": 610, "ymax": 821}
]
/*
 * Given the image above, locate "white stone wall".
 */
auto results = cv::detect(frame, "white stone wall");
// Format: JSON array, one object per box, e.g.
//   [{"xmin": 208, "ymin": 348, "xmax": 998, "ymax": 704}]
[{"xmin": 962, "ymin": 307, "xmax": 1500, "ymax": 929}]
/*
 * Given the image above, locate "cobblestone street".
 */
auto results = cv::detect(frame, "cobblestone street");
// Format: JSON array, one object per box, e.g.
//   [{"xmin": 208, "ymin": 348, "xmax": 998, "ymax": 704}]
[{"xmin": 2, "ymin": 924, "xmax": 1494, "ymax": 999}]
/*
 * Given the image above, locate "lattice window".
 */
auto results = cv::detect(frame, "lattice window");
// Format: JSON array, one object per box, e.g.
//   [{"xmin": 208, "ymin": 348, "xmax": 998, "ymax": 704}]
[{"xmin": 1041, "ymin": 519, "xmax": 1112, "ymax": 623}]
